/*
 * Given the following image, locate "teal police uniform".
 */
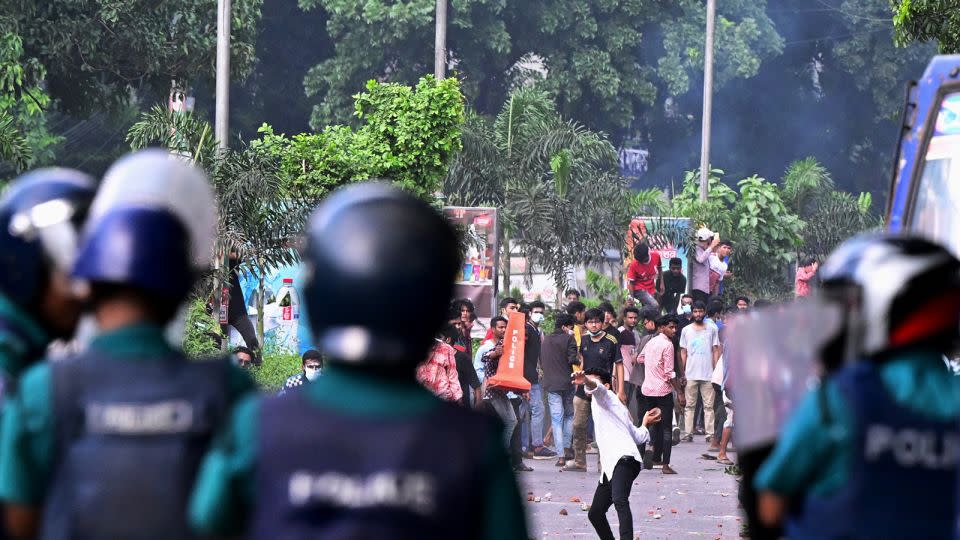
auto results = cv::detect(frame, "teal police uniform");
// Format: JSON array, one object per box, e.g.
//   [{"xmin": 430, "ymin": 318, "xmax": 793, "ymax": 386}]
[
  {"xmin": 754, "ymin": 350, "xmax": 960, "ymax": 498},
  {"xmin": 0, "ymin": 294, "xmax": 48, "ymax": 385},
  {"xmin": 189, "ymin": 363, "xmax": 527, "ymax": 539},
  {"xmin": 0, "ymin": 324, "xmax": 255, "ymax": 505}
]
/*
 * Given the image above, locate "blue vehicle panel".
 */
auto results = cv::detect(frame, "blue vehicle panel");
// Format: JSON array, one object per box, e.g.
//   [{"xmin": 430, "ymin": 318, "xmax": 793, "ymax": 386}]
[{"xmin": 887, "ymin": 55, "xmax": 960, "ymax": 233}]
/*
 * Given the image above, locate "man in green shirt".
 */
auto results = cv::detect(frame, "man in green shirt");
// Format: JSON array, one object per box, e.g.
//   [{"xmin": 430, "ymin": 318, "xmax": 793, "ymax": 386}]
[
  {"xmin": 190, "ymin": 183, "xmax": 529, "ymax": 539},
  {"xmin": 0, "ymin": 150, "xmax": 254, "ymax": 539}
]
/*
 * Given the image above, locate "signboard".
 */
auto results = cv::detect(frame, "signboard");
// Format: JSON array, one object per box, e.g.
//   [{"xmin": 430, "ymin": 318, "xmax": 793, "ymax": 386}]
[
  {"xmin": 443, "ymin": 206, "xmax": 499, "ymax": 338},
  {"xmin": 232, "ymin": 264, "xmax": 313, "ymax": 355},
  {"xmin": 624, "ymin": 216, "xmax": 692, "ymax": 290}
]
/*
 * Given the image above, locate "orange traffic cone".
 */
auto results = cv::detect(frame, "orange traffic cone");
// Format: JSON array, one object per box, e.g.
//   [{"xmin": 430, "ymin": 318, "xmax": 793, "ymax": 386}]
[{"xmin": 487, "ymin": 312, "xmax": 532, "ymax": 392}]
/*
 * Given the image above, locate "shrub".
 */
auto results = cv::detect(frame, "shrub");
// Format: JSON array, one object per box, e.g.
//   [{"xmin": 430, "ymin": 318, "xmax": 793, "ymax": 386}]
[
  {"xmin": 249, "ymin": 348, "xmax": 302, "ymax": 391},
  {"xmin": 183, "ymin": 298, "xmax": 221, "ymax": 358}
]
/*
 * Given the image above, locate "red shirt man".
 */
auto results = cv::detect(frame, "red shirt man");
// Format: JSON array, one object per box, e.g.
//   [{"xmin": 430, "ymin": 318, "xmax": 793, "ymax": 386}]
[{"xmin": 627, "ymin": 244, "xmax": 662, "ymax": 294}]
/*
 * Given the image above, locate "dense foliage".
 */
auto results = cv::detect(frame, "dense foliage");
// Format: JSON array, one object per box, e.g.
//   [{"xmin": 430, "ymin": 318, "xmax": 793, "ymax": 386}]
[
  {"xmin": 893, "ymin": 0, "xmax": 960, "ymax": 53},
  {"xmin": 298, "ymin": 0, "xmax": 783, "ymax": 142},
  {"xmin": 5, "ymin": 0, "xmax": 262, "ymax": 113},
  {"xmin": 255, "ymin": 76, "xmax": 464, "ymax": 200},
  {"xmin": 445, "ymin": 88, "xmax": 630, "ymax": 295},
  {"xmin": 0, "ymin": 31, "xmax": 58, "ymax": 172}
]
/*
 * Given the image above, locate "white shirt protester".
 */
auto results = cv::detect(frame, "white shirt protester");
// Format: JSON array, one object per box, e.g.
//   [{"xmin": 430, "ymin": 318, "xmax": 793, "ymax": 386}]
[
  {"xmin": 584, "ymin": 383, "xmax": 651, "ymax": 482},
  {"xmin": 679, "ymin": 323, "xmax": 720, "ymax": 381}
]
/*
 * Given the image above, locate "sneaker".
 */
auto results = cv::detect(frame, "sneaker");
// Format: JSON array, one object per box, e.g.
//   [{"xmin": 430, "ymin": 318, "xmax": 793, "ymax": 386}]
[
  {"xmin": 680, "ymin": 434, "xmax": 693, "ymax": 443},
  {"xmin": 513, "ymin": 463, "xmax": 534, "ymax": 472},
  {"xmin": 533, "ymin": 446, "xmax": 558, "ymax": 460},
  {"xmin": 694, "ymin": 428, "xmax": 705, "ymax": 435},
  {"xmin": 661, "ymin": 465, "xmax": 678, "ymax": 475},
  {"xmin": 671, "ymin": 427, "xmax": 681, "ymax": 446},
  {"xmin": 555, "ymin": 457, "xmax": 567, "ymax": 467},
  {"xmin": 642, "ymin": 448, "xmax": 654, "ymax": 470},
  {"xmin": 562, "ymin": 463, "xmax": 587, "ymax": 472}
]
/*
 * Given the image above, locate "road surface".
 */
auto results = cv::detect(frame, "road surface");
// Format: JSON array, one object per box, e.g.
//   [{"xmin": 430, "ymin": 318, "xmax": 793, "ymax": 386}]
[{"xmin": 519, "ymin": 441, "xmax": 742, "ymax": 539}]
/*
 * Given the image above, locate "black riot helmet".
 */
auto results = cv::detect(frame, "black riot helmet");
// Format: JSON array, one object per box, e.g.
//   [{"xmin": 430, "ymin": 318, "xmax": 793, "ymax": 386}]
[{"xmin": 301, "ymin": 183, "xmax": 460, "ymax": 368}]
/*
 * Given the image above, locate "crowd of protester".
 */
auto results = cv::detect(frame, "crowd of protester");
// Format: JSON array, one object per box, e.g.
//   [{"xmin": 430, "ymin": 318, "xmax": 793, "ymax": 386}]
[{"xmin": 411, "ymin": 228, "xmax": 784, "ymax": 480}]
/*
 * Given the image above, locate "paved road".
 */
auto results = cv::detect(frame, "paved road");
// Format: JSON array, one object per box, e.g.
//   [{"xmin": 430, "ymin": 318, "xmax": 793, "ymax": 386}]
[{"xmin": 518, "ymin": 441, "xmax": 742, "ymax": 539}]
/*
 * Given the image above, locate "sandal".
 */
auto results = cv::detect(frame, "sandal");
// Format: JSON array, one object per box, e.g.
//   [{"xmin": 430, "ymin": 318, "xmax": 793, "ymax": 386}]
[
  {"xmin": 717, "ymin": 458, "xmax": 734, "ymax": 465},
  {"xmin": 701, "ymin": 453, "xmax": 717, "ymax": 460}
]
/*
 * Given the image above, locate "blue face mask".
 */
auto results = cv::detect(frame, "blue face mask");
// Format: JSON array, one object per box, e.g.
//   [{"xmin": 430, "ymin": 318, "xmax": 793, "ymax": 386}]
[{"xmin": 681, "ymin": 304, "xmax": 692, "ymax": 314}]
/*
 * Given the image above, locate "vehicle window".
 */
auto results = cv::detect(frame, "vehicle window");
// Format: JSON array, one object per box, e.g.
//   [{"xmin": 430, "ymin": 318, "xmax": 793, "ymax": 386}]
[{"xmin": 911, "ymin": 92, "xmax": 960, "ymax": 257}]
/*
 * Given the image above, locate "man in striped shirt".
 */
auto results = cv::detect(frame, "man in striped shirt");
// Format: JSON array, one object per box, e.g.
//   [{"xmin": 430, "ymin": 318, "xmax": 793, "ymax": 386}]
[{"xmin": 640, "ymin": 316, "xmax": 683, "ymax": 474}]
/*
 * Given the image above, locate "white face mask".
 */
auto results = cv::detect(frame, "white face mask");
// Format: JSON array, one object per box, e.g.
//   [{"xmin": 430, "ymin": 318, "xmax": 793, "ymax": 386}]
[
  {"xmin": 304, "ymin": 367, "xmax": 322, "ymax": 381},
  {"xmin": 531, "ymin": 312, "xmax": 544, "ymax": 324}
]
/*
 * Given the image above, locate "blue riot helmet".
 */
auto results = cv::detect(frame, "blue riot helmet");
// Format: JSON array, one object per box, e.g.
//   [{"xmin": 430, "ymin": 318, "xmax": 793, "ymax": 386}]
[
  {"xmin": 302, "ymin": 182, "xmax": 460, "ymax": 368},
  {"xmin": 0, "ymin": 168, "xmax": 96, "ymax": 333},
  {"xmin": 818, "ymin": 233, "xmax": 960, "ymax": 364},
  {"xmin": 72, "ymin": 150, "xmax": 217, "ymax": 315}
]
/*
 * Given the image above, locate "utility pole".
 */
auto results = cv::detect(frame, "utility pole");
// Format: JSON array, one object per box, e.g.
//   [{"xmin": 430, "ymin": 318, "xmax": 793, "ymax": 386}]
[
  {"xmin": 215, "ymin": 0, "xmax": 231, "ymax": 150},
  {"xmin": 215, "ymin": 0, "xmax": 232, "ymax": 351},
  {"xmin": 699, "ymin": 0, "xmax": 716, "ymax": 202},
  {"xmin": 435, "ymin": 0, "xmax": 447, "ymax": 80}
]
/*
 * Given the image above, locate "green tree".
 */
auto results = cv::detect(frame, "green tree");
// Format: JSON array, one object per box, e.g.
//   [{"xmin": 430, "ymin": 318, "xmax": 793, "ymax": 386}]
[
  {"xmin": 0, "ymin": 31, "xmax": 59, "ymax": 171},
  {"xmin": 445, "ymin": 88, "xmax": 631, "ymax": 296},
  {"xmin": 299, "ymin": 1, "xmax": 784, "ymax": 142},
  {"xmin": 893, "ymin": 0, "xmax": 960, "ymax": 53},
  {"xmin": 781, "ymin": 156, "xmax": 879, "ymax": 259},
  {"xmin": 255, "ymin": 76, "xmax": 464, "ymax": 201},
  {"xmin": 7, "ymin": 0, "xmax": 263, "ymax": 113},
  {"xmin": 668, "ymin": 169, "xmax": 804, "ymax": 299},
  {"xmin": 128, "ymin": 107, "xmax": 309, "ymax": 348},
  {"xmin": 655, "ymin": 0, "xmax": 784, "ymax": 98}
]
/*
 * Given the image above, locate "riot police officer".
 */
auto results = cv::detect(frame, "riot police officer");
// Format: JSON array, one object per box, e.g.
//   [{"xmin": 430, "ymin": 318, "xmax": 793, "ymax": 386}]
[
  {"xmin": 189, "ymin": 183, "xmax": 529, "ymax": 539},
  {"xmin": 0, "ymin": 150, "xmax": 255, "ymax": 539},
  {"xmin": 0, "ymin": 168, "xmax": 96, "ymax": 383},
  {"xmin": 752, "ymin": 235, "xmax": 960, "ymax": 539},
  {"xmin": 0, "ymin": 168, "xmax": 96, "ymax": 539}
]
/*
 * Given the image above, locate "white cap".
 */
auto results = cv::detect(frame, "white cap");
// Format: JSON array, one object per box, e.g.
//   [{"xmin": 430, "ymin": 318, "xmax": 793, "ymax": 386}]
[{"xmin": 696, "ymin": 227, "xmax": 715, "ymax": 241}]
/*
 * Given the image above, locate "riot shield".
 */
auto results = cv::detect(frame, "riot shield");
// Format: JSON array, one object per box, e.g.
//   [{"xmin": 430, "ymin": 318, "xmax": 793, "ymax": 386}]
[{"xmin": 725, "ymin": 298, "xmax": 843, "ymax": 452}]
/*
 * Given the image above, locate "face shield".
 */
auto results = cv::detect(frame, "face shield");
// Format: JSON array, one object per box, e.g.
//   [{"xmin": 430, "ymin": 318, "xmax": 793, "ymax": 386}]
[{"xmin": 9, "ymin": 197, "xmax": 90, "ymax": 275}]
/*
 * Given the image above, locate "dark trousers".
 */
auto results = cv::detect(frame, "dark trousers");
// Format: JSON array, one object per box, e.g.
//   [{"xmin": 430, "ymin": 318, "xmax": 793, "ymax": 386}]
[
  {"xmin": 643, "ymin": 393, "xmax": 674, "ymax": 465},
  {"xmin": 712, "ymin": 383, "xmax": 726, "ymax": 442},
  {"xmin": 222, "ymin": 312, "xmax": 260, "ymax": 360},
  {"xmin": 691, "ymin": 289, "xmax": 710, "ymax": 305},
  {"xmin": 588, "ymin": 456, "xmax": 642, "ymax": 540},
  {"xmin": 739, "ymin": 445, "xmax": 783, "ymax": 540},
  {"xmin": 509, "ymin": 398, "xmax": 523, "ymax": 465},
  {"xmin": 632, "ymin": 385, "xmax": 646, "ymax": 426}
]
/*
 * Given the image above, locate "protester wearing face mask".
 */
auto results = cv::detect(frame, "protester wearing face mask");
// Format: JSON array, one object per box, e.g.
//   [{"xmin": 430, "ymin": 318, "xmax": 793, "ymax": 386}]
[
  {"xmin": 565, "ymin": 309, "xmax": 623, "ymax": 472},
  {"xmin": 519, "ymin": 302, "xmax": 555, "ymax": 460},
  {"xmin": 279, "ymin": 349, "xmax": 324, "ymax": 395}
]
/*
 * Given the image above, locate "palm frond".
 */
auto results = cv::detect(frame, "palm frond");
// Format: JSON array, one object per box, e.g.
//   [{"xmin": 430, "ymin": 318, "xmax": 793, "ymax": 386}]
[{"xmin": 0, "ymin": 112, "xmax": 31, "ymax": 171}]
